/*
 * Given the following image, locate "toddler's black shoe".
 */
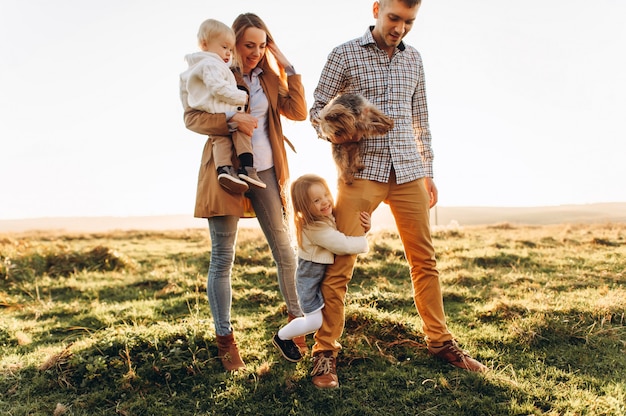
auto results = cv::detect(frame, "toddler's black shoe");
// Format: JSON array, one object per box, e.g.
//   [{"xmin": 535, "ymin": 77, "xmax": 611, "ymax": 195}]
[
  {"xmin": 238, "ymin": 166, "xmax": 267, "ymax": 189},
  {"xmin": 217, "ymin": 166, "xmax": 249, "ymax": 194},
  {"xmin": 273, "ymin": 334, "xmax": 303, "ymax": 362}
]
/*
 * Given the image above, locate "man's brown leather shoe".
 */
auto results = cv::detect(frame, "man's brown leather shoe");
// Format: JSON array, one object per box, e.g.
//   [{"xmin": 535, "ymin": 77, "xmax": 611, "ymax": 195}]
[
  {"xmin": 311, "ymin": 351, "xmax": 339, "ymax": 388},
  {"xmin": 428, "ymin": 340, "xmax": 488, "ymax": 372}
]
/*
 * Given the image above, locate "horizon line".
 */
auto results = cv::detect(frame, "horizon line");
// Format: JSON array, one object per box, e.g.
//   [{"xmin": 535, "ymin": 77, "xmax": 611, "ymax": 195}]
[{"xmin": 1, "ymin": 201, "xmax": 626, "ymax": 222}]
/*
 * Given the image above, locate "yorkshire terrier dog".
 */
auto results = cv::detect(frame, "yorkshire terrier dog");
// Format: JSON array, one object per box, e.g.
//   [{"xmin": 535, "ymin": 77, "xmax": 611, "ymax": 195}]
[{"xmin": 313, "ymin": 93, "xmax": 394, "ymax": 184}]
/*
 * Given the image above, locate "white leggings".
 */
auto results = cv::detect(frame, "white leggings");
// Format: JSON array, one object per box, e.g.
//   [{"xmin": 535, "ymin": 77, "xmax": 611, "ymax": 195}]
[{"xmin": 278, "ymin": 309, "xmax": 323, "ymax": 340}]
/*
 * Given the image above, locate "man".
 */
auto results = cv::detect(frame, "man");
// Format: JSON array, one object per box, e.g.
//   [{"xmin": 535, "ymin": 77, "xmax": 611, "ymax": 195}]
[{"xmin": 308, "ymin": 0, "xmax": 488, "ymax": 389}]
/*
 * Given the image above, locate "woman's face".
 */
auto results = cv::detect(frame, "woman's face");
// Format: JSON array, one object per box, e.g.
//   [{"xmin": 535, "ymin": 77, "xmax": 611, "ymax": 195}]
[{"xmin": 236, "ymin": 27, "xmax": 267, "ymax": 74}]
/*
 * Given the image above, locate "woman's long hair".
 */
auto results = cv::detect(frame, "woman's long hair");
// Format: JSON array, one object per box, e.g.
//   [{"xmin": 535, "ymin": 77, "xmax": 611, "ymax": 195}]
[
  {"xmin": 290, "ymin": 174, "xmax": 334, "ymax": 248},
  {"xmin": 231, "ymin": 13, "xmax": 288, "ymax": 95}
]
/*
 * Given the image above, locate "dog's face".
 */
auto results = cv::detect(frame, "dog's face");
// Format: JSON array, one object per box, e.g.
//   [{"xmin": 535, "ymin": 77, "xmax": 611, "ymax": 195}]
[
  {"xmin": 314, "ymin": 93, "xmax": 394, "ymax": 144},
  {"xmin": 316, "ymin": 103, "xmax": 361, "ymax": 143}
]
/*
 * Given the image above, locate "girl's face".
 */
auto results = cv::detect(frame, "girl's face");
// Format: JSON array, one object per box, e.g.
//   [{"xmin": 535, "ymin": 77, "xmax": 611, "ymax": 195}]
[
  {"xmin": 307, "ymin": 183, "xmax": 334, "ymax": 219},
  {"xmin": 236, "ymin": 27, "xmax": 266, "ymax": 74}
]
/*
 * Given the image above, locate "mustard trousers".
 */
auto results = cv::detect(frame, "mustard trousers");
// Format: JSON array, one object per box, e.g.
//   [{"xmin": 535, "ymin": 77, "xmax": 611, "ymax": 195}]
[{"xmin": 312, "ymin": 175, "xmax": 454, "ymax": 355}]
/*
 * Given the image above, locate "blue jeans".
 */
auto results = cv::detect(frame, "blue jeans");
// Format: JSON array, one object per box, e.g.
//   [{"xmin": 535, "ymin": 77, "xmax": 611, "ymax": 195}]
[
  {"xmin": 295, "ymin": 258, "xmax": 326, "ymax": 314},
  {"xmin": 207, "ymin": 167, "xmax": 302, "ymax": 336}
]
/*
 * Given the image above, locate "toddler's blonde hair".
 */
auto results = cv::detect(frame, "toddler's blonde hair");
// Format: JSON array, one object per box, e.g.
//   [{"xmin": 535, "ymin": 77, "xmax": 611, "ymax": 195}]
[{"xmin": 197, "ymin": 18, "xmax": 235, "ymax": 49}]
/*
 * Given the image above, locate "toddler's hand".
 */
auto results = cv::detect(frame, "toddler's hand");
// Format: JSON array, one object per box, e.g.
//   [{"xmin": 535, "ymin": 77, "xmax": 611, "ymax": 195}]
[{"xmin": 360, "ymin": 211, "xmax": 371, "ymax": 233}]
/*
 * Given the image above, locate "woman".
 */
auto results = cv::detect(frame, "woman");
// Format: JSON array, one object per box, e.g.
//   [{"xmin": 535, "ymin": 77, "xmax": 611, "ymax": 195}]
[{"xmin": 181, "ymin": 13, "xmax": 307, "ymax": 371}]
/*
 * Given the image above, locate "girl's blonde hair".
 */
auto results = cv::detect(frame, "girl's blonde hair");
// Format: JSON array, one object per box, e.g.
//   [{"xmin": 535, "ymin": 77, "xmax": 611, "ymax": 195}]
[
  {"xmin": 231, "ymin": 13, "xmax": 288, "ymax": 95},
  {"xmin": 290, "ymin": 174, "xmax": 334, "ymax": 248}
]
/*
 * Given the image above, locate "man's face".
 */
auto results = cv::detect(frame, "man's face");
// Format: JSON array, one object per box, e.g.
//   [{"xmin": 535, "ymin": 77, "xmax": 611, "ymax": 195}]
[{"xmin": 372, "ymin": 0, "xmax": 420, "ymax": 52}]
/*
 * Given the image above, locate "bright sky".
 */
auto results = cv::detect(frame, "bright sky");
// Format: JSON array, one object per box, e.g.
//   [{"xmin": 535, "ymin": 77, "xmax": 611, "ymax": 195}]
[{"xmin": 1, "ymin": 0, "xmax": 625, "ymax": 220}]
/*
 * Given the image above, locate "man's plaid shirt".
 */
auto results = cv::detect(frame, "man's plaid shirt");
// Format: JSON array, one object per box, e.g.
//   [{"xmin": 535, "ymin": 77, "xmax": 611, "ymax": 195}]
[{"xmin": 310, "ymin": 27, "xmax": 434, "ymax": 184}]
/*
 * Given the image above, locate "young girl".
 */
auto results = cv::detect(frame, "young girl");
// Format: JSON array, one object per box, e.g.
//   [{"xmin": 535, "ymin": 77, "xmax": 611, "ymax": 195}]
[{"xmin": 273, "ymin": 174, "xmax": 371, "ymax": 362}]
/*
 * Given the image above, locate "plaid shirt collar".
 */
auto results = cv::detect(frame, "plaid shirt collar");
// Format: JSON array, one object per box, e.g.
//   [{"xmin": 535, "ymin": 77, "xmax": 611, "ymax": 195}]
[{"xmin": 357, "ymin": 26, "xmax": 407, "ymax": 52}]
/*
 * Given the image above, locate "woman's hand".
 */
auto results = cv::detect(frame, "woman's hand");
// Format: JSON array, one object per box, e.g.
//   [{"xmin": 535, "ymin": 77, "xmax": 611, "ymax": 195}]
[
  {"xmin": 267, "ymin": 41, "xmax": 291, "ymax": 69},
  {"xmin": 360, "ymin": 211, "xmax": 372, "ymax": 233},
  {"xmin": 230, "ymin": 112, "xmax": 258, "ymax": 137}
]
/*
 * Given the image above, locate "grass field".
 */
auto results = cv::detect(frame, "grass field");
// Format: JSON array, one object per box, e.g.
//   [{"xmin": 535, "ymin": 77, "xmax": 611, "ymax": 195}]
[{"xmin": 1, "ymin": 223, "xmax": 625, "ymax": 415}]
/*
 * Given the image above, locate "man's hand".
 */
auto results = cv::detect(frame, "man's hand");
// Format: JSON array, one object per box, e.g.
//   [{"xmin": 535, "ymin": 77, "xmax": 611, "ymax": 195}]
[{"xmin": 424, "ymin": 177, "xmax": 438, "ymax": 208}]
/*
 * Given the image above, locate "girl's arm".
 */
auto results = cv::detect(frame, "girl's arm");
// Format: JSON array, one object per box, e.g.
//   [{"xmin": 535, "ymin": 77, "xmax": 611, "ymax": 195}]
[{"xmin": 306, "ymin": 223, "xmax": 369, "ymax": 256}]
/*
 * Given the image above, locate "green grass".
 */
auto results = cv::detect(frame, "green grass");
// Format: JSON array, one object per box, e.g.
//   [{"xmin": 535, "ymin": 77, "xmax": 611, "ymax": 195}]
[{"xmin": 1, "ymin": 224, "xmax": 625, "ymax": 415}]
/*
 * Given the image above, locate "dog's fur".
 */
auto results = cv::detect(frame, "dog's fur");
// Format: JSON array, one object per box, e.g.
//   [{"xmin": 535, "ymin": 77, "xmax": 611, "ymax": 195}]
[{"xmin": 313, "ymin": 94, "xmax": 394, "ymax": 184}]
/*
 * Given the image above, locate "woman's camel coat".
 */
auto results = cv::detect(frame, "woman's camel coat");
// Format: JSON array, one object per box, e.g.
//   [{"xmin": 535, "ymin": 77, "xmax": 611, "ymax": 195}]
[{"xmin": 183, "ymin": 67, "xmax": 307, "ymax": 219}]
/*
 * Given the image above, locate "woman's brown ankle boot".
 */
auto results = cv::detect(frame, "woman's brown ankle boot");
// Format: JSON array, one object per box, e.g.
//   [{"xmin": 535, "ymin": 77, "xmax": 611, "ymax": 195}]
[
  {"xmin": 216, "ymin": 332, "xmax": 246, "ymax": 371},
  {"xmin": 288, "ymin": 313, "xmax": 309, "ymax": 355}
]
